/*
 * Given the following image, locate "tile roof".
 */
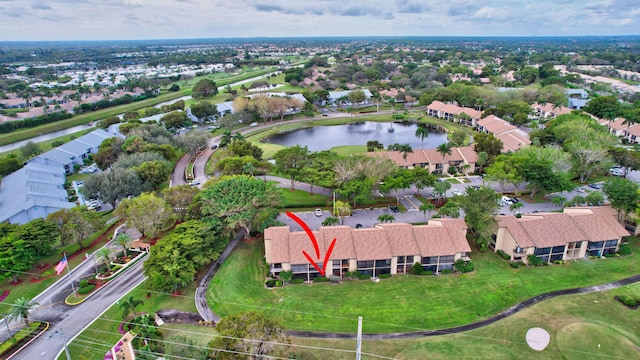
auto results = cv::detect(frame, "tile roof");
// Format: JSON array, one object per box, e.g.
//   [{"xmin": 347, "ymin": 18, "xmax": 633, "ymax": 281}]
[
  {"xmin": 609, "ymin": 118, "xmax": 627, "ymax": 131},
  {"xmin": 496, "ymin": 207, "xmax": 629, "ymax": 249},
  {"xmin": 264, "ymin": 222, "xmax": 471, "ymax": 264}
]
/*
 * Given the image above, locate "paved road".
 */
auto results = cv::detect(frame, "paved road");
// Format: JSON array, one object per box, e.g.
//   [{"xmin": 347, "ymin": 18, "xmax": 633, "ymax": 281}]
[{"xmin": 12, "ymin": 260, "xmax": 146, "ymax": 360}]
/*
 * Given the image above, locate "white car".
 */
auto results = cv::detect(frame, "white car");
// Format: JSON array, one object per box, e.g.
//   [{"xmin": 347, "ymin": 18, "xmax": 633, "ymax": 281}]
[
  {"xmin": 451, "ymin": 189, "xmax": 465, "ymax": 196},
  {"xmin": 609, "ymin": 168, "xmax": 624, "ymax": 177},
  {"xmin": 189, "ymin": 179, "xmax": 201, "ymax": 186},
  {"xmin": 501, "ymin": 196, "xmax": 515, "ymax": 205},
  {"xmin": 315, "ymin": 209, "xmax": 323, "ymax": 217}
]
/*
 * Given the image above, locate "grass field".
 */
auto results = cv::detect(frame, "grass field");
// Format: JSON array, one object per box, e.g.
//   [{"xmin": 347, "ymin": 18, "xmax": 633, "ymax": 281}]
[
  {"xmin": 279, "ymin": 188, "xmax": 329, "ymax": 208},
  {"xmin": 289, "ymin": 282, "xmax": 640, "ymax": 359},
  {"xmin": 207, "ymin": 236, "xmax": 640, "ymax": 334}
]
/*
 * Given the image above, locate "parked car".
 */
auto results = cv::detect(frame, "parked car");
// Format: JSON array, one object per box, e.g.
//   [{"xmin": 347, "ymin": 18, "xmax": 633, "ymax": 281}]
[
  {"xmin": 588, "ymin": 183, "xmax": 602, "ymax": 190},
  {"xmin": 501, "ymin": 196, "xmax": 515, "ymax": 205},
  {"xmin": 315, "ymin": 208, "xmax": 323, "ymax": 217},
  {"xmin": 355, "ymin": 224, "xmax": 363, "ymax": 228},
  {"xmin": 210, "ymin": 144, "xmax": 218, "ymax": 149},
  {"xmin": 451, "ymin": 189, "xmax": 465, "ymax": 196},
  {"xmin": 389, "ymin": 205, "xmax": 400, "ymax": 213},
  {"xmin": 189, "ymin": 179, "xmax": 201, "ymax": 186},
  {"xmin": 609, "ymin": 168, "xmax": 624, "ymax": 176}
]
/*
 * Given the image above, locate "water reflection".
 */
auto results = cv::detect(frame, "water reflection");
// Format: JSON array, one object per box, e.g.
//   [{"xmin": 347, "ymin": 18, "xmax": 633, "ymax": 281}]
[{"xmin": 266, "ymin": 121, "xmax": 448, "ymax": 151}]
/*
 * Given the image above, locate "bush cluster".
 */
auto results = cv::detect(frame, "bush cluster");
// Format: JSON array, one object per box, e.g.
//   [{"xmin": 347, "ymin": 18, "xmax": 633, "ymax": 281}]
[
  {"xmin": 77, "ymin": 284, "xmax": 96, "ymax": 295},
  {"xmin": 618, "ymin": 295, "xmax": 640, "ymax": 307},
  {"xmin": 509, "ymin": 261, "xmax": 525, "ymax": 268},
  {"xmin": 496, "ymin": 250, "xmax": 511, "ymax": 261},
  {"xmin": 618, "ymin": 244, "xmax": 632, "ymax": 255},
  {"xmin": 378, "ymin": 273, "xmax": 392, "ymax": 279},
  {"xmin": 0, "ymin": 322, "xmax": 41, "ymax": 356},
  {"xmin": 527, "ymin": 255, "xmax": 544, "ymax": 267},
  {"xmin": 290, "ymin": 278, "xmax": 304, "ymax": 284},
  {"xmin": 441, "ymin": 269, "xmax": 453, "ymax": 274},
  {"xmin": 313, "ymin": 277, "xmax": 328, "ymax": 283},
  {"xmin": 454, "ymin": 259, "xmax": 474, "ymax": 273}
]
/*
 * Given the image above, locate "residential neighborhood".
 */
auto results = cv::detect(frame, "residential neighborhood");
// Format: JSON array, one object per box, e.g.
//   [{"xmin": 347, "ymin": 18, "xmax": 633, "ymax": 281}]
[{"xmin": 1, "ymin": 31, "xmax": 640, "ymax": 360}]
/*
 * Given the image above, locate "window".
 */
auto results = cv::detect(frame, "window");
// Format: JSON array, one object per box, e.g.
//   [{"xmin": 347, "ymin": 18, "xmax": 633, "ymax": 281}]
[
  {"xmin": 439, "ymin": 255, "xmax": 455, "ymax": 264},
  {"xmin": 605, "ymin": 240, "xmax": 618, "ymax": 248},
  {"xmin": 405, "ymin": 256, "xmax": 413, "ymax": 264},
  {"xmin": 357, "ymin": 260, "xmax": 374, "ymax": 268},
  {"xmin": 291, "ymin": 264, "xmax": 307, "ymax": 273},
  {"xmin": 421, "ymin": 257, "xmax": 437, "ymax": 265},
  {"xmin": 375, "ymin": 259, "xmax": 390, "ymax": 267},
  {"xmin": 552, "ymin": 245, "xmax": 565, "ymax": 254},
  {"xmin": 333, "ymin": 260, "xmax": 340, "ymax": 267}
]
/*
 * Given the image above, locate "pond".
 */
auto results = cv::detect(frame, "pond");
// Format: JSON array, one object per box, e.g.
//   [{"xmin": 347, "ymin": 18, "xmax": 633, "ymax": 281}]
[{"xmin": 264, "ymin": 121, "xmax": 449, "ymax": 152}]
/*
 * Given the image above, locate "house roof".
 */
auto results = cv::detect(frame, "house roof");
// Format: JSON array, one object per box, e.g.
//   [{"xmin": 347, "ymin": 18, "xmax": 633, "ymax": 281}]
[
  {"xmin": 477, "ymin": 115, "xmax": 517, "ymax": 135},
  {"xmin": 496, "ymin": 131, "xmax": 532, "ymax": 152},
  {"xmin": 496, "ymin": 207, "xmax": 629, "ymax": 249},
  {"xmin": 365, "ymin": 146, "xmax": 478, "ymax": 167},
  {"xmin": 426, "ymin": 101, "xmax": 482, "ymax": 119},
  {"xmin": 328, "ymin": 89, "xmax": 373, "ymax": 101},
  {"xmin": 0, "ymin": 162, "xmax": 74, "ymax": 224},
  {"xmin": 608, "ymin": 118, "xmax": 628, "ymax": 131},
  {"xmin": 264, "ymin": 221, "xmax": 471, "ymax": 264},
  {"xmin": 29, "ymin": 129, "xmax": 114, "ymax": 166}
]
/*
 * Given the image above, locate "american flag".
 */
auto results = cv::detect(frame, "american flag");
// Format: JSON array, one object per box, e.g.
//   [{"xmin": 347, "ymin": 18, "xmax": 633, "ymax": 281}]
[{"xmin": 54, "ymin": 254, "xmax": 68, "ymax": 275}]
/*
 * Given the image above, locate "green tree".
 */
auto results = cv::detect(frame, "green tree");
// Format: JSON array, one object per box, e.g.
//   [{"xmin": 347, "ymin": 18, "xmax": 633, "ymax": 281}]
[
  {"xmin": 0, "ymin": 233, "xmax": 31, "ymax": 283},
  {"xmin": 81, "ymin": 168, "xmax": 144, "ymax": 208},
  {"xmin": 608, "ymin": 148, "xmax": 640, "ymax": 176},
  {"xmin": 347, "ymin": 90, "xmax": 366, "ymax": 104},
  {"xmin": 378, "ymin": 214, "xmax": 396, "ymax": 223},
  {"xmin": 510, "ymin": 201, "xmax": 524, "ymax": 214},
  {"xmin": 415, "ymin": 125, "xmax": 429, "ymax": 148},
  {"xmin": 192, "ymin": 79, "xmax": 218, "ymax": 99},
  {"xmin": 438, "ymin": 202, "xmax": 460, "ymax": 219},
  {"xmin": 457, "ymin": 186, "xmax": 500, "ymax": 246},
  {"xmin": 7, "ymin": 297, "xmax": 38, "ymax": 326},
  {"xmin": 46, "ymin": 207, "xmax": 103, "ymax": 248},
  {"xmin": 161, "ymin": 111, "xmax": 191, "ymax": 129},
  {"xmin": 273, "ymin": 145, "xmax": 309, "ymax": 190},
  {"xmin": 334, "ymin": 200, "xmax": 352, "ymax": 225},
  {"xmin": 583, "ymin": 95, "xmax": 622, "ymax": 120},
  {"xmin": 603, "ymin": 178, "xmax": 640, "ymax": 221},
  {"xmin": 117, "ymin": 193, "xmax": 174, "ymax": 239},
  {"xmin": 436, "ymin": 142, "xmax": 453, "ymax": 174},
  {"xmin": 476, "ymin": 151, "xmax": 489, "ymax": 174},
  {"xmin": 585, "ymin": 191, "xmax": 604, "ymax": 206},
  {"xmin": 551, "ymin": 196, "xmax": 566, "ymax": 210},
  {"xmin": 200, "ymin": 176, "xmax": 282, "ymax": 238},
  {"xmin": 115, "ymin": 233, "xmax": 132, "ymax": 257},
  {"xmin": 162, "ymin": 185, "xmax": 200, "ymax": 222},
  {"xmin": 94, "ymin": 137, "xmax": 124, "ymax": 170},
  {"xmin": 419, "ymin": 203, "xmax": 435, "ymax": 222},
  {"xmin": 18, "ymin": 219, "xmax": 59, "ymax": 266},
  {"xmin": 0, "ymin": 155, "xmax": 22, "ymax": 176},
  {"xmin": 19, "ymin": 141, "xmax": 42, "ymax": 159},
  {"xmin": 119, "ymin": 296, "xmax": 144, "ymax": 320},
  {"xmin": 473, "ymin": 132, "xmax": 503, "ymax": 159},
  {"xmin": 96, "ymin": 247, "xmax": 113, "ymax": 273},
  {"xmin": 449, "ymin": 129, "xmax": 467, "ymax": 147},
  {"xmin": 176, "ymin": 130, "xmax": 209, "ymax": 157},
  {"xmin": 322, "ymin": 217, "xmax": 340, "ymax": 226},
  {"xmin": 189, "ymin": 101, "xmax": 218, "ymax": 121},
  {"xmin": 208, "ymin": 312, "xmax": 290, "ymax": 360},
  {"xmin": 133, "ymin": 160, "xmax": 171, "ymax": 188},
  {"xmin": 397, "ymin": 144, "xmax": 413, "ymax": 166},
  {"xmin": 165, "ymin": 335, "xmax": 208, "ymax": 360}
]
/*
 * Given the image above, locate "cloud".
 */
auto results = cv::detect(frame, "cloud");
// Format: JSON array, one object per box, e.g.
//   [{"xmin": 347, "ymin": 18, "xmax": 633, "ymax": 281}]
[
  {"xmin": 254, "ymin": 4, "xmax": 282, "ymax": 12},
  {"xmin": 397, "ymin": 0, "xmax": 432, "ymax": 14},
  {"xmin": 32, "ymin": 3, "xmax": 52, "ymax": 9}
]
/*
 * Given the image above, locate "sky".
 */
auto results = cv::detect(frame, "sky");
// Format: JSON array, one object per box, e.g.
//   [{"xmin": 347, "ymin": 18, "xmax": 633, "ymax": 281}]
[{"xmin": 2, "ymin": 0, "xmax": 640, "ymax": 41}]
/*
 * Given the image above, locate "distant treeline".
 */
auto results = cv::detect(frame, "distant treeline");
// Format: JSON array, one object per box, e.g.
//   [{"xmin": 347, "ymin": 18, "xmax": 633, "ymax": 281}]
[
  {"xmin": 0, "ymin": 111, "xmax": 73, "ymax": 134},
  {"xmin": 73, "ymin": 92, "xmax": 156, "ymax": 114}
]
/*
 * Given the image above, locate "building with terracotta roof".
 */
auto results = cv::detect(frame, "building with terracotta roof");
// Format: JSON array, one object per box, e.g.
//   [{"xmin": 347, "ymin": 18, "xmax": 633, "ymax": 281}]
[
  {"xmin": 365, "ymin": 146, "xmax": 478, "ymax": 175},
  {"xmin": 264, "ymin": 220, "xmax": 471, "ymax": 281},
  {"xmin": 492, "ymin": 207, "xmax": 629, "ymax": 264},
  {"xmin": 476, "ymin": 115, "xmax": 532, "ymax": 152},
  {"xmin": 531, "ymin": 102, "xmax": 573, "ymax": 119},
  {"xmin": 426, "ymin": 101, "xmax": 482, "ymax": 127}
]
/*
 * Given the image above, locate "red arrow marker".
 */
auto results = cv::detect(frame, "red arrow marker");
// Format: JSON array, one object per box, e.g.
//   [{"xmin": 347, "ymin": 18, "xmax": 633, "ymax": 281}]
[
  {"xmin": 286, "ymin": 212, "xmax": 337, "ymax": 277},
  {"xmin": 286, "ymin": 211, "xmax": 320, "ymax": 260}
]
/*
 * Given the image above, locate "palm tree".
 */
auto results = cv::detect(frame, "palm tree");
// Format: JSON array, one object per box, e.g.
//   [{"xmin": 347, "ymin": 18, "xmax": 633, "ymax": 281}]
[
  {"xmin": 232, "ymin": 132, "xmax": 245, "ymax": 142},
  {"xmin": 415, "ymin": 126, "xmax": 429, "ymax": 148},
  {"xmin": 219, "ymin": 130, "xmax": 232, "ymax": 148},
  {"xmin": 119, "ymin": 296, "xmax": 144, "ymax": 320},
  {"xmin": 115, "ymin": 233, "xmax": 132, "ymax": 258},
  {"xmin": 438, "ymin": 202, "xmax": 460, "ymax": 219},
  {"xmin": 378, "ymin": 214, "xmax": 395, "ymax": 223},
  {"xmin": 8, "ymin": 297, "xmax": 38, "ymax": 326},
  {"xmin": 96, "ymin": 247, "xmax": 113, "ymax": 273},
  {"xmin": 419, "ymin": 203, "xmax": 435, "ymax": 222},
  {"xmin": 397, "ymin": 144, "xmax": 413, "ymax": 167},
  {"xmin": 242, "ymin": 162, "xmax": 256, "ymax": 177},
  {"xmin": 436, "ymin": 142, "xmax": 453, "ymax": 175},
  {"xmin": 509, "ymin": 201, "xmax": 524, "ymax": 215},
  {"xmin": 551, "ymin": 196, "xmax": 566, "ymax": 210}
]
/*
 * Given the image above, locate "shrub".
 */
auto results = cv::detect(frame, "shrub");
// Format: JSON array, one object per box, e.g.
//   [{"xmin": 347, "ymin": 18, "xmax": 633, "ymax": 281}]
[
  {"xmin": 275, "ymin": 280, "xmax": 283, "ymax": 287},
  {"xmin": 618, "ymin": 244, "xmax": 632, "ymax": 255},
  {"xmin": 345, "ymin": 271, "xmax": 358, "ymax": 279},
  {"xmin": 378, "ymin": 273, "xmax": 392, "ymax": 279},
  {"xmin": 51, "ymin": 140, "xmax": 64, "ymax": 148},
  {"xmin": 454, "ymin": 259, "xmax": 474, "ymax": 273},
  {"xmin": 441, "ymin": 269, "xmax": 453, "ymax": 274},
  {"xmin": 618, "ymin": 295, "xmax": 640, "ymax": 307},
  {"xmin": 328, "ymin": 275, "xmax": 341, "ymax": 283},
  {"xmin": 77, "ymin": 284, "xmax": 96, "ymax": 295},
  {"xmin": 509, "ymin": 262, "xmax": 520, "ymax": 269},
  {"xmin": 423, "ymin": 271, "xmax": 434, "ymax": 275},
  {"xmin": 553, "ymin": 260, "xmax": 564, "ymax": 264},
  {"xmin": 409, "ymin": 262, "xmax": 424, "ymax": 275},
  {"xmin": 604, "ymin": 253, "xmax": 616, "ymax": 258},
  {"xmin": 496, "ymin": 250, "xmax": 511, "ymax": 261},
  {"xmin": 527, "ymin": 255, "xmax": 543, "ymax": 267},
  {"xmin": 265, "ymin": 279, "xmax": 276, "ymax": 287},
  {"xmin": 356, "ymin": 272, "xmax": 370, "ymax": 280},
  {"xmin": 79, "ymin": 279, "xmax": 88, "ymax": 287},
  {"xmin": 313, "ymin": 277, "xmax": 328, "ymax": 283},
  {"xmin": 290, "ymin": 279, "xmax": 304, "ymax": 284},
  {"xmin": 0, "ymin": 322, "xmax": 41, "ymax": 356}
]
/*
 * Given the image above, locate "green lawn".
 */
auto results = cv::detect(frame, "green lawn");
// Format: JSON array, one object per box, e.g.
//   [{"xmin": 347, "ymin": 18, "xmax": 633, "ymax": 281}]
[
  {"xmin": 207, "ymin": 237, "xmax": 640, "ymax": 334},
  {"xmin": 329, "ymin": 145, "xmax": 368, "ymax": 156},
  {"xmin": 290, "ymin": 283, "xmax": 640, "ymax": 359},
  {"xmin": 279, "ymin": 188, "xmax": 329, "ymax": 208}
]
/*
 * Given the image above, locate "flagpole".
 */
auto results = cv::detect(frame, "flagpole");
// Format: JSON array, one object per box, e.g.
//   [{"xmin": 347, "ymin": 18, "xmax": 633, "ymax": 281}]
[{"xmin": 64, "ymin": 253, "xmax": 77, "ymax": 298}]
